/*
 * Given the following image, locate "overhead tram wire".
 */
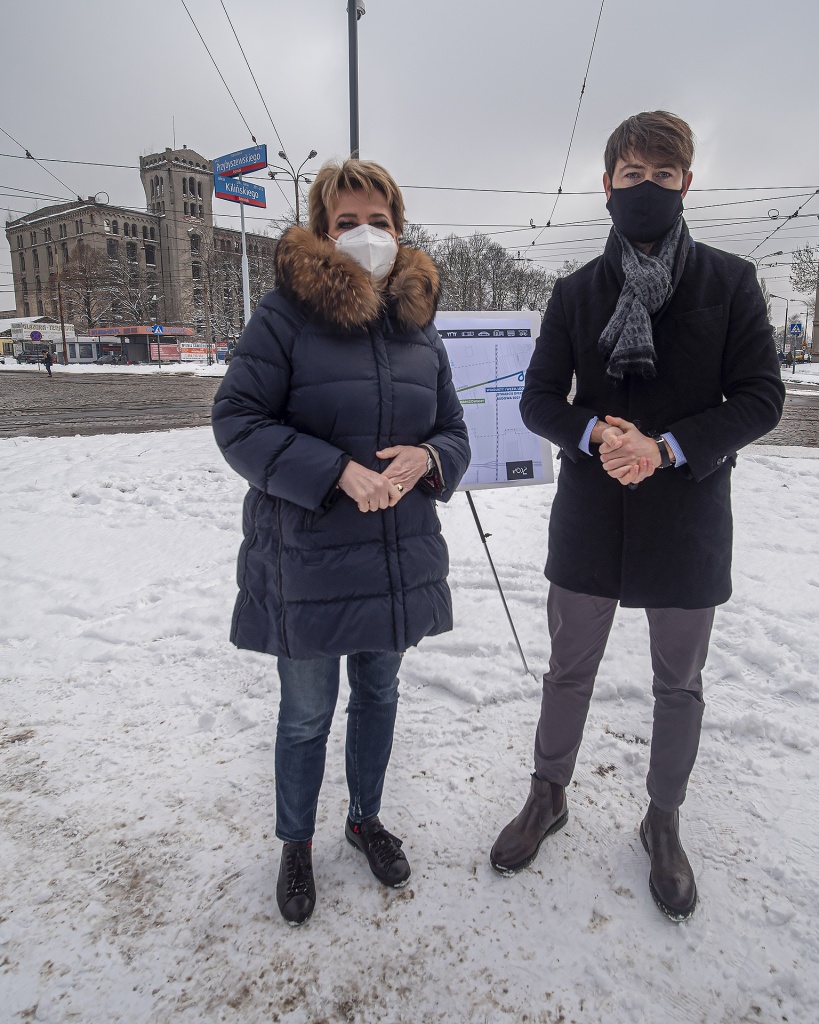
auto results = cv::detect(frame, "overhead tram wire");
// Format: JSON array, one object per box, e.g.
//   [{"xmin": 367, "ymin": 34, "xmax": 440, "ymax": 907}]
[
  {"xmin": 0, "ymin": 149, "xmax": 814, "ymax": 201},
  {"xmin": 0, "ymin": 126, "xmax": 78, "ymax": 199},
  {"xmin": 745, "ymin": 187, "xmax": 819, "ymax": 257},
  {"xmin": 530, "ymin": 0, "xmax": 607, "ymax": 248},
  {"xmin": 218, "ymin": 0, "xmax": 287, "ymax": 155},
  {"xmin": 178, "ymin": 0, "xmax": 257, "ymax": 143}
]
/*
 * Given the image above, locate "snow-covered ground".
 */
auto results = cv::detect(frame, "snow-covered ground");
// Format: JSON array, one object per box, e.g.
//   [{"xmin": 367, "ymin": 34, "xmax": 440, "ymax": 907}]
[{"xmin": 1, "ymin": 428, "xmax": 818, "ymax": 1024}]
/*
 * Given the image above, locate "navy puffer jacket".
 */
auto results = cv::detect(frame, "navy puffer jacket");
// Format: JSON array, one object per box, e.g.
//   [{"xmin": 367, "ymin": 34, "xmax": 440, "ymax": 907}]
[{"xmin": 212, "ymin": 227, "xmax": 471, "ymax": 659}]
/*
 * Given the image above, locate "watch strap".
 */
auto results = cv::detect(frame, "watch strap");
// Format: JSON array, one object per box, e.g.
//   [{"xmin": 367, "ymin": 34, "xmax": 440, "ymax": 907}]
[{"xmin": 651, "ymin": 434, "xmax": 672, "ymax": 469}]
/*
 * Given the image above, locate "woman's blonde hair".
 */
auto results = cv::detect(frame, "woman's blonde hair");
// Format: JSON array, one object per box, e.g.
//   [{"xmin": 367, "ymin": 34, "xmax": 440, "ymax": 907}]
[{"xmin": 308, "ymin": 159, "xmax": 405, "ymax": 237}]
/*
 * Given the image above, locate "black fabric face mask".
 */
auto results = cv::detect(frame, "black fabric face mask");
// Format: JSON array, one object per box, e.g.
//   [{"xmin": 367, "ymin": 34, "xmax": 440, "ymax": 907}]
[{"xmin": 606, "ymin": 180, "xmax": 684, "ymax": 244}]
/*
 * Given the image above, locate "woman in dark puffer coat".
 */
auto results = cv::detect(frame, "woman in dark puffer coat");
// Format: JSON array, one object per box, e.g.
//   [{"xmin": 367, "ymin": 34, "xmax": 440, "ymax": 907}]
[{"xmin": 212, "ymin": 159, "xmax": 470, "ymax": 925}]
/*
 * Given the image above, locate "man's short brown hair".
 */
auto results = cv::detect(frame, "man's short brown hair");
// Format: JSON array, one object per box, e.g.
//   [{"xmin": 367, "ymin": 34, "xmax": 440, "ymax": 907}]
[
  {"xmin": 604, "ymin": 111, "xmax": 695, "ymax": 178},
  {"xmin": 308, "ymin": 159, "xmax": 405, "ymax": 237}
]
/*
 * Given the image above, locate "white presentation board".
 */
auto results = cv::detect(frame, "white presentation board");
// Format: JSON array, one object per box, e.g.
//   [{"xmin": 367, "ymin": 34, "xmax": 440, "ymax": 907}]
[{"xmin": 434, "ymin": 311, "xmax": 553, "ymax": 490}]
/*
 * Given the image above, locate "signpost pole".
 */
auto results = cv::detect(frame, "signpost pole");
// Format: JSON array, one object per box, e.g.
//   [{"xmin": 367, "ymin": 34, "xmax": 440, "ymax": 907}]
[{"xmin": 239, "ymin": 173, "xmax": 251, "ymax": 329}]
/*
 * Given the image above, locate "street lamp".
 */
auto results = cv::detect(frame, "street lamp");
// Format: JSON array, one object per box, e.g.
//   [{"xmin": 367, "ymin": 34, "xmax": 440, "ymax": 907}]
[
  {"xmin": 267, "ymin": 150, "xmax": 318, "ymax": 225},
  {"xmin": 348, "ymin": 0, "xmax": 365, "ymax": 158},
  {"xmin": 792, "ymin": 297, "xmax": 812, "ymax": 360},
  {"xmin": 770, "ymin": 294, "xmax": 789, "ymax": 356}
]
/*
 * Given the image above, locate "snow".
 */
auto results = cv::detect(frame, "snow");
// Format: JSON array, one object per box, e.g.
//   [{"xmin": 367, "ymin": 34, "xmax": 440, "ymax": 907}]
[{"xmin": 1, "ymin": 427, "xmax": 818, "ymax": 1023}]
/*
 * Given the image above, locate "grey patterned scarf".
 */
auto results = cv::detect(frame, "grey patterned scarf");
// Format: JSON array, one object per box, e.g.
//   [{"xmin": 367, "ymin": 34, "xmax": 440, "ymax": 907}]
[{"xmin": 598, "ymin": 218, "xmax": 684, "ymax": 380}]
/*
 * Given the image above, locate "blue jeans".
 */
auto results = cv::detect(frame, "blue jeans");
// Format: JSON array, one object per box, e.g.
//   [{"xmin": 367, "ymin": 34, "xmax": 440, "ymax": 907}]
[{"xmin": 275, "ymin": 651, "xmax": 403, "ymax": 842}]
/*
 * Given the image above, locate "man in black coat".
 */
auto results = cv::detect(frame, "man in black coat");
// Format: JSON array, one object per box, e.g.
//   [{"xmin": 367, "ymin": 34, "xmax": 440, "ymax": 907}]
[{"xmin": 490, "ymin": 111, "xmax": 784, "ymax": 920}]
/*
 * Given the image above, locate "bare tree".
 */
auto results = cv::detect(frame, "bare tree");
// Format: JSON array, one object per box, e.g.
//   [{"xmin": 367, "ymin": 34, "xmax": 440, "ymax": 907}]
[
  {"xmin": 790, "ymin": 244, "xmax": 818, "ymax": 295},
  {"xmin": 57, "ymin": 241, "xmax": 112, "ymax": 331}
]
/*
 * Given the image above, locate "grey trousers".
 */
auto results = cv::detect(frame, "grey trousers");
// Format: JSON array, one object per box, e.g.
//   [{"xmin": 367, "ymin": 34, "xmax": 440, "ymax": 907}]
[{"xmin": 534, "ymin": 584, "xmax": 715, "ymax": 811}]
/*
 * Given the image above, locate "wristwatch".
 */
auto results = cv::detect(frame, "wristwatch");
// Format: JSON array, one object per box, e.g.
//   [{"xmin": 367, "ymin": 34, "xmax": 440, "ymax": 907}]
[
  {"xmin": 420, "ymin": 443, "xmax": 436, "ymax": 475},
  {"xmin": 650, "ymin": 433, "xmax": 673, "ymax": 469}
]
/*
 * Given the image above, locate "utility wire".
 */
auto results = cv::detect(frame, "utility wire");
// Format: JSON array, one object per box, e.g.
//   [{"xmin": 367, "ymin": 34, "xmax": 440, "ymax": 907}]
[
  {"xmin": 530, "ymin": 0, "xmax": 606, "ymax": 245},
  {"xmin": 218, "ymin": 0, "xmax": 287, "ymax": 154},
  {"xmin": 178, "ymin": 0, "xmax": 257, "ymax": 143},
  {"xmin": 0, "ymin": 126, "xmax": 78, "ymax": 199},
  {"xmin": 746, "ymin": 188, "xmax": 819, "ymax": 257}
]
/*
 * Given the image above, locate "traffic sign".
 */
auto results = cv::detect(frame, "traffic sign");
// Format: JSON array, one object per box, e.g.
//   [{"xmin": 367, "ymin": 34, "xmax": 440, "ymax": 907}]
[
  {"xmin": 214, "ymin": 173, "xmax": 266, "ymax": 208},
  {"xmin": 30, "ymin": 330, "xmax": 43, "ymax": 341},
  {"xmin": 789, "ymin": 322, "xmax": 803, "ymax": 336},
  {"xmin": 151, "ymin": 325, "xmax": 164, "ymax": 334},
  {"xmin": 213, "ymin": 145, "xmax": 268, "ymax": 178}
]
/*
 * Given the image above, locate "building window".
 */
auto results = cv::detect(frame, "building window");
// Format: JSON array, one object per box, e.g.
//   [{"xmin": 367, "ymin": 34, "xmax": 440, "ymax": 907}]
[
  {"xmin": 142, "ymin": 226, "xmax": 148, "ymax": 240},
  {"xmin": 45, "ymin": 227, "xmax": 52, "ymax": 242},
  {"xmin": 19, "ymin": 253, "xmax": 26, "ymax": 272},
  {"xmin": 35, "ymin": 276, "xmax": 42, "ymax": 292},
  {"xmin": 190, "ymin": 234, "xmax": 200, "ymax": 254},
  {"xmin": 184, "ymin": 202, "xmax": 189, "ymax": 216},
  {"xmin": 107, "ymin": 239, "xmax": 119, "ymax": 258},
  {"xmin": 189, "ymin": 176, "xmax": 195, "ymax": 198},
  {"xmin": 33, "ymin": 249, "xmax": 40, "ymax": 269},
  {"xmin": 182, "ymin": 179, "xmax": 188, "ymax": 198},
  {"xmin": 124, "ymin": 223, "xmax": 130, "ymax": 237},
  {"xmin": 161, "ymin": 202, "xmax": 165, "ymax": 214},
  {"xmin": 61, "ymin": 242, "xmax": 69, "ymax": 262},
  {"xmin": 160, "ymin": 176, "xmax": 164, "ymax": 196},
  {"xmin": 23, "ymin": 301, "xmax": 30, "ymax": 316},
  {"xmin": 45, "ymin": 248, "xmax": 52, "ymax": 268},
  {"xmin": 90, "ymin": 213, "xmax": 95, "ymax": 225},
  {"xmin": 68, "ymin": 343, "xmax": 77, "ymax": 359},
  {"xmin": 37, "ymin": 299, "xmax": 44, "ymax": 315},
  {"xmin": 126, "ymin": 242, "xmax": 138, "ymax": 262},
  {"xmin": 112, "ymin": 220, "xmax": 119, "ymax": 234},
  {"xmin": 131, "ymin": 223, "xmax": 137, "ymax": 236},
  {"xmin": 150, "ymin": 227, "xmax": 156, "ymax": 240},
  {"xmin": 104, "ymin": 219, "xmax": 111, "ymax": 232},
  {"xmin": 198, "ymin": 205, "xmax": 203, "ymax": 218},
  {"xmin": 144, "ymin": 244, "xmax": 156, "ymax": 266},
  {"xmin": 197, "ymin": 180, "xmax": 202, "ymax": 199},
  {"xmin": 16, "ymin": 235, "xmax": 23, "ymax": 249},
  {"xmin": 30, "ymin": 231, "xmax": 37, "ymax": 245},
  {"xmin": 191, "ymin": 262, "xmax": 201, "ymax": 280},
  {"xmin": 22, "ymin": 280, "xmax": 28, "ymax": 295},
  {"xmin": 59, "ymin": 223, "xmax": 67, "ymax": 238},
  {"xmin": 75, "ymin": 219, "xmax": 83, "ymax": 234}
]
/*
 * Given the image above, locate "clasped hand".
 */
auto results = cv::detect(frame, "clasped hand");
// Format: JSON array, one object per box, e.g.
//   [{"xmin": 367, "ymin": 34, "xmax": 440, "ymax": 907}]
[
  {"xmin": 593, "ymin": 415, "xmax": 660, "ymax": 487},
  {"xmin": 338, "ymin": 445, "xmax": 429, "ymax": 513}
]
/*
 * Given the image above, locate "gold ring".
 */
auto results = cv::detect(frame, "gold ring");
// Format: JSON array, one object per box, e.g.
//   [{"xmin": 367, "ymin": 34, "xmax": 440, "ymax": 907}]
[{"xmin": 396, "ymin": 484, "xmax": 404, "ymax": 492}]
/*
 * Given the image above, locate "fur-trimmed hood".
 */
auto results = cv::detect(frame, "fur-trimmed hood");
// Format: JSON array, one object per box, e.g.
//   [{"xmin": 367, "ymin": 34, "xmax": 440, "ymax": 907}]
[{"xmin": 274, "ymin": 226, "xmax": 440, "ymax": 331}]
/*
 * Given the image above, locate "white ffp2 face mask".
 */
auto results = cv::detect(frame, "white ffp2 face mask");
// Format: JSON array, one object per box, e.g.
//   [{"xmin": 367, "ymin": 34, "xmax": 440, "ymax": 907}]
[{"xmin": 333, "ymin": 224, "xmax": 398, "ymax": 281}]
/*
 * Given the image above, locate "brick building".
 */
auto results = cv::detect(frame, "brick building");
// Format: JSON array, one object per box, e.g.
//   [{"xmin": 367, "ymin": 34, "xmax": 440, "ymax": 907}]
[{"xmin": 4, "ymin": 146, "xmax": 275, "ymax": 349}]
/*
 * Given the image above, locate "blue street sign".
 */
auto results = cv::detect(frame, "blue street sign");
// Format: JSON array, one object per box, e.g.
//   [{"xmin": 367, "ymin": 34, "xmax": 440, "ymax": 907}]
[
  {"xmin": 151, "ymin": 325, "xmax": 164, "ymax": 334},
  {"xmin": 213, "ymin": 145, "xmax": 268, "ymax": 178},
  {"xmin": 789, "ymin": 322, "xmax": 803, "ymax": 336},
  {"xmin": 214, "ymin": 173, "xmax": 266, "ymax": 208}
]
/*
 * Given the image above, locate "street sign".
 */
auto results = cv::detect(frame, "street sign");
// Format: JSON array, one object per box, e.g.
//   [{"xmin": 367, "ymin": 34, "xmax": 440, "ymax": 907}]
[
  {"xmin": 30, "ymin": 330, "xmax": 42, "ymax": 341},
  {"xmin": 213, "ymin": 173, "xmax": 266, "ymax": 208},
  {"xmin": 213, "ymin": 145, "xmax": 268, "ymax": 178},
  {"xmin": 151, "ymin": 324, "xmax": 164, "ymax": 334},
  {"xmin": 789, "ymin": 322, "xmax": 803, "ymax": 336}
]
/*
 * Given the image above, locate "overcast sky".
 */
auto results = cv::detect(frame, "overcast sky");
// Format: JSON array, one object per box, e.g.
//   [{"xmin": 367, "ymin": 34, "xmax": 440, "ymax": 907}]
[{"xmin": 2, "ymin": 0, "xmax": 817, "ymax": 323}]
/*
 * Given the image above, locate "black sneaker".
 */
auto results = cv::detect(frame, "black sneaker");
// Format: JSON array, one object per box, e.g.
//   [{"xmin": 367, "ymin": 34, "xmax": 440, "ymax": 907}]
[
  {"xmin": 276, "ymin": 840, "xmax": 316, "ymax": 926},
  {"xmin": 345, "ymin": 816, "xmax": 411, "ymax": 888}
]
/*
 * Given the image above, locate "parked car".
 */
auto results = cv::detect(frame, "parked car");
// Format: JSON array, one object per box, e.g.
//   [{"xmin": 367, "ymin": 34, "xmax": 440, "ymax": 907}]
[
  {"xmin": 16, "ymin": 352, "xmax": 44, "ymax": 364},
  {"xmin": 95, "ymin": 354, "xmax": 120, "ymax": 365}
]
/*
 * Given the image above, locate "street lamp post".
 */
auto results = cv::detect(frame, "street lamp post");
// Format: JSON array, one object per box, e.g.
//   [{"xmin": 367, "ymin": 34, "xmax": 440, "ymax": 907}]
[
  {"xmin": 348, "ymin": 1, "xmax": 365, "ymax": 158},
  {"xmin": 793, "ymin": 298, "xmax": 812, "ymax": 362},
  {"xmin": 267, "ymin": 150, "xmax": 318, "ymax": 225},
  {"xmin": 746, "ymin": 250, "xmax": 783, "ymax": 270},
  {"xmin": 770, "ymin": 295, "xmax": 790, "ymax": 357}
]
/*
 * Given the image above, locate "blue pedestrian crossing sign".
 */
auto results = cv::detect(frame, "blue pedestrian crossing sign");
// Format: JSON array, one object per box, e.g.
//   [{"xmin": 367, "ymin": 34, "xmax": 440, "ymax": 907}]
[
  {"xmin": 151, "ymin": 325, "xmax": 164, "ymax": 334},
  {"xmin": 789, "ymin": 322, "xmax": 803, "ymax": 336}
]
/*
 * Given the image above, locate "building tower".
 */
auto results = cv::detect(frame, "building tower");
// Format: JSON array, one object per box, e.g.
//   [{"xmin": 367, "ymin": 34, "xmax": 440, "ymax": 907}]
[{"xmin": 139, "ymin": 146, "xmax": 214, "ymax": 327}]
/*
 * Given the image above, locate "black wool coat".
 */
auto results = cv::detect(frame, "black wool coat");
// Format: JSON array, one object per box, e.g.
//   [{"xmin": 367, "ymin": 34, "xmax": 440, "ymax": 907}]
[
  {"xmin": 520, "ymin": 224, "xmax": 785, "ymax": 609},
  {"xmin": 212, "ymin": 227, "xmax": 471, "ymax": 659}
]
